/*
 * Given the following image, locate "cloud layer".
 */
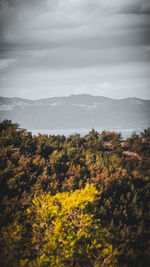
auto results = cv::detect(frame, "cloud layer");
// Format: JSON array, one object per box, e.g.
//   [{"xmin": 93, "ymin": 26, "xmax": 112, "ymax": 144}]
[{"xmin": 0, "ymin": 0, "xmax": 150, "ymax": 99}]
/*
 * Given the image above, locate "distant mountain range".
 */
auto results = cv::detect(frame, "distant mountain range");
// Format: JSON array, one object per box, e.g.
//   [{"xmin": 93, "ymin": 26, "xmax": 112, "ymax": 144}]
[{"xmin": 0, "ymin": 94, "xmax": 150, "ymax": 130}]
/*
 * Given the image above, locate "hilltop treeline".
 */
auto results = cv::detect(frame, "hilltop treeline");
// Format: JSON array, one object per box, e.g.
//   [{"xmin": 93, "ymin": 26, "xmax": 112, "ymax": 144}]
[{"xmin": 0, "ymin": 120, "xmax": 150, "ymax": 266}]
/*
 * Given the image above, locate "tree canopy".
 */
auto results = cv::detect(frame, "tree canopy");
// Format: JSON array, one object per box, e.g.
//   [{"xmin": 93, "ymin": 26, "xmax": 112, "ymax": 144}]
[{"xmin": 0, "ymin": 120, "xmax": 149, "ymax": 266}]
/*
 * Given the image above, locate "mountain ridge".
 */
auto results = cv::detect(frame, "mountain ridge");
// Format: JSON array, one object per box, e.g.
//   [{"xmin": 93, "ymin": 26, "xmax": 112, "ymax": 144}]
[
  {"xmin": 0, "ymin": 94, "xmax": 150, "ymax": 130},
  {"xmin": 0, "ymin": 94, "xmax": 149, "ymax": 102}
]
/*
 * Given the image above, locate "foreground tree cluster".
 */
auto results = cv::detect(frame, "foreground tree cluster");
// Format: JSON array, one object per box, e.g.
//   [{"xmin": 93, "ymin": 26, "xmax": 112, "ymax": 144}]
[{"xmin": 0, "ymin": 120, "xmax": 150, "ymax": 266}]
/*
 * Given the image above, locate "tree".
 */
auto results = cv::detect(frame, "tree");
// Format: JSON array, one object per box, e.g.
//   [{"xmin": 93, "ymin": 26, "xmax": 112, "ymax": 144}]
[{"xmin": 20, "ymin": 184, "xmax": 117, "ymax": 266}]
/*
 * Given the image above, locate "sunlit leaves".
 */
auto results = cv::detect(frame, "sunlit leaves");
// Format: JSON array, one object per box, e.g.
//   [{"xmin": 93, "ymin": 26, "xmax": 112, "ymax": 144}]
[{"xmin": 22, "ymin": 184, "xmax": 117, "ymax": 266}]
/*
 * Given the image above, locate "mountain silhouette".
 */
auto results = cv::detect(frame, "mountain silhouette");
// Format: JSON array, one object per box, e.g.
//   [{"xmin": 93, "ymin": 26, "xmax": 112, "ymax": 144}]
[{"xmin": 0, "ymin": 94, "xmax": 150, "ymax": 130}]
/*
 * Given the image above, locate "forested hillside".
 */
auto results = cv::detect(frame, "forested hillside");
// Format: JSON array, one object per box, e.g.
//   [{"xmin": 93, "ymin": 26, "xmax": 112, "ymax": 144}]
[{"xmin": 0, "ymin": 120, "xmax": 150, "ymax": 266}]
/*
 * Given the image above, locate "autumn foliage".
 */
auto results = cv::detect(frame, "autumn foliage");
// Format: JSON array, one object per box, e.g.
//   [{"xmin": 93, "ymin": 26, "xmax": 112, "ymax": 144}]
[{"xmin": 0, "ymin": 120, "xmax": 150, "ymax": 266}]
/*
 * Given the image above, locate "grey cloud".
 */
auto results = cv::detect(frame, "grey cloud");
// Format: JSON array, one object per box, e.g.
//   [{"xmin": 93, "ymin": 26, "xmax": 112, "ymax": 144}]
[
  {"xmin": 0, "ymin": 57, "xmax": 17, "ymax": 71},
  {"xmin": 0, "ymin": 62, "xmax": 149, "ymax": 99},
  {"xmin": 1, "ymin": 12, "xmax": 149, "ymax": 52},
  {"xmin": 0, "ymin": 0, "xmax": 47, "ymax": 8},
  {"xmin": 118, "ymin": 0, "xmax": 150, "ymax": 15},
  {"xmin": 0, "ymin": 0, "xmax": 149, "ymax": 99},
  {"xmin": 1, "ymin": 45, "xmax": 148, "ymax": 73}
]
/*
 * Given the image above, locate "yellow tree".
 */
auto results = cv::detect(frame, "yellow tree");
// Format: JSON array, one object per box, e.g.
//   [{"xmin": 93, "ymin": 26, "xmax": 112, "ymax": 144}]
[{"xmin": 20, "ymin": 184, "xmax": 117, "ymax": 267}]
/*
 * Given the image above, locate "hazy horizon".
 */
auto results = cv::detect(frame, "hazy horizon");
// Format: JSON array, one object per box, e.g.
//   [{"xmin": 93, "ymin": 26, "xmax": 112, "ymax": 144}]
[{"xmin": 0, "ymin": 93, "xmax": 150, "ymax": 101}]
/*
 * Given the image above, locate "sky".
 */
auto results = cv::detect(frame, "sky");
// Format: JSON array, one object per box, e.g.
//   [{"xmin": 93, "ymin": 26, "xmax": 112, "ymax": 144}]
[{"xmin": 0, "ymin": 0, "xmax": 150, "ymax": 100}]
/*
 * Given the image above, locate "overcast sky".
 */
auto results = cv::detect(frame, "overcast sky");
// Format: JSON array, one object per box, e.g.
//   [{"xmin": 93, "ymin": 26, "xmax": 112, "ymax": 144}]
[{"xmin": 0, "ymin": 0, "xmax": 150, "ymax": 99}]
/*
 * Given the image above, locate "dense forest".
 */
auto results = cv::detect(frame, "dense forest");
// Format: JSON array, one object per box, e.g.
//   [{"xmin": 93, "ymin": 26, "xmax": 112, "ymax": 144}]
[{"xmin": 0, "ymin": 120, "xmax": 150, "ymax": 267}]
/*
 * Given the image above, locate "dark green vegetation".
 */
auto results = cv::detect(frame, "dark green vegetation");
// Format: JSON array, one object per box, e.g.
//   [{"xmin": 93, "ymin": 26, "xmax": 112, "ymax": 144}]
[{"xmin": 0, "ymin": 120, "xmax": 150, "ymax": 266}]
